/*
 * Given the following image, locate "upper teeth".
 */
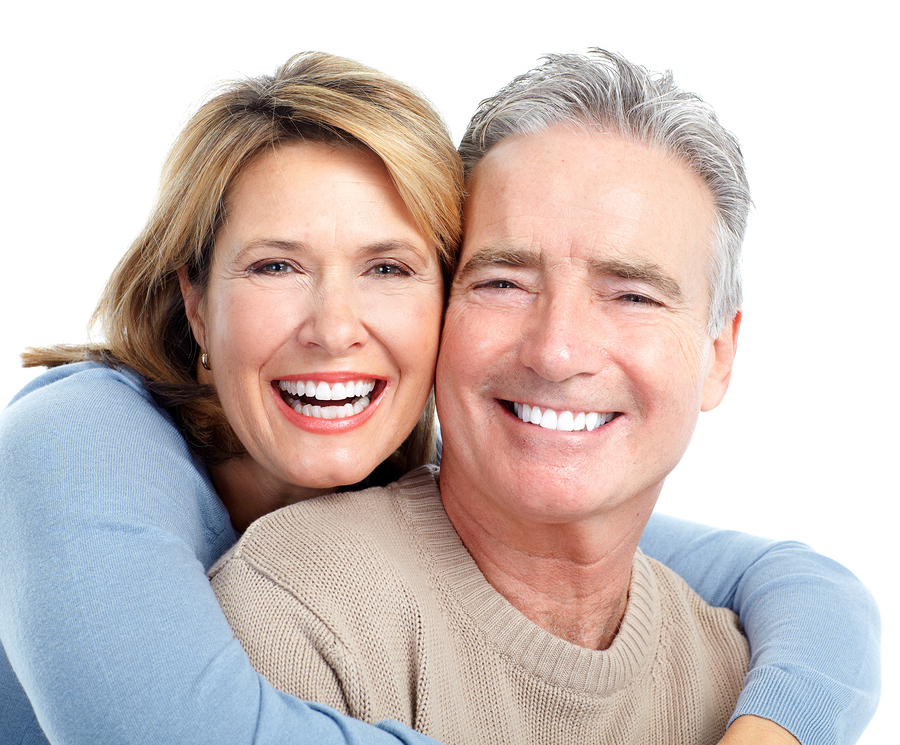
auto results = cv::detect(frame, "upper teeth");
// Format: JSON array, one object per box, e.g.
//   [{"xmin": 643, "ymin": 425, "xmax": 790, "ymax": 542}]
[
  {"xmin": 512, "ymin": 402, "xmax": 615, "ymax": 432},
  {"xmin": 278, "ymin": 379, "xmax": 376, "ymax": 401}
]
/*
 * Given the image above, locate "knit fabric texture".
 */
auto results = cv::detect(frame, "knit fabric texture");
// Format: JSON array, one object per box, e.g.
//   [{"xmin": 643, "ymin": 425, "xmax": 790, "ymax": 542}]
[{"xmin": 211, "ymin": 466, "xmax": 750, "ymax": 745}]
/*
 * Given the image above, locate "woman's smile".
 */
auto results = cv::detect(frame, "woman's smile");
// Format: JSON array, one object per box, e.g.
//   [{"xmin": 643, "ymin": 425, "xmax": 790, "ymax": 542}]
[
  {"xmin": 276, "ymin": 378, "xmax": 381, "ymax": 419},
  {"xmin": 272, "ymin": 376, "xmax": 388, "ymax": 431}
]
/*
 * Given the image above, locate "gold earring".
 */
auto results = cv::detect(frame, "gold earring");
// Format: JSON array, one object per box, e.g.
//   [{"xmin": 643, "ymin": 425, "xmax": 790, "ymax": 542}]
[{"xmin": 200, "ymin": 352, "xmax": 211, "ymax": 371}]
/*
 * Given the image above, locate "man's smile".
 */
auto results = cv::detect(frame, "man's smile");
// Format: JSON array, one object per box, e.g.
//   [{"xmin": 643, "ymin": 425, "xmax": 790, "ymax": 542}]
[{"xmin": 504, "ymin": 400, "xmax": 619, "ymax": 431}]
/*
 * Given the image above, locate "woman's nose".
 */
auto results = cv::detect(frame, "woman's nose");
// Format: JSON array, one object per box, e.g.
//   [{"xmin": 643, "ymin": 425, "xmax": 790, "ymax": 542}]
[{"xmin": 296, "ymin": 285, "xmax": 369, "ymax": 355}]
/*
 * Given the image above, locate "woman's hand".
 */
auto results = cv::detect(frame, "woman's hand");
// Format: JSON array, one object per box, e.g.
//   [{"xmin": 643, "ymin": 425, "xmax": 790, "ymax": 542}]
[{"xmin": 719, "ymin": 716, "xmax": 801, "ymax": 744}]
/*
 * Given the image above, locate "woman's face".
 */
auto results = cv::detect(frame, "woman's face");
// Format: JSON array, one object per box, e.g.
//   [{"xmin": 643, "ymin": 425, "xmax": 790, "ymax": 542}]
[{"xmin": 184, "ymin": 141, "xmax": 443, "ymax": 514}]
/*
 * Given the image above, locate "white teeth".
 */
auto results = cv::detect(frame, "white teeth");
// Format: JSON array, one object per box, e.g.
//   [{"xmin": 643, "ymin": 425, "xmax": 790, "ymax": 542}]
[
  {"xmin": 279, "ymin": 379, "xmax": 376, "ymax": 403},
  {"xmin": 292, "ymin": 397, "xmax": 370, "ymax": 419},
  {"xmin": 511, "ymin": 402, "xmax": 614, "ymax": 432},
  {"xmin": 539, "ymin": 409, "xmax": 557, "ymax": 429}
]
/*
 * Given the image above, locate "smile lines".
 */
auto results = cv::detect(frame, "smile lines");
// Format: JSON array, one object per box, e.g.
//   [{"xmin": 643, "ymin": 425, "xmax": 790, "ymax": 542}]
[
  {"xmin": 277, "ymin": 379, "xmax": 377, "ymax": 420},
  {"xmin": 511, "ymin": 402, "xmax": 616, "ymax": 432}
]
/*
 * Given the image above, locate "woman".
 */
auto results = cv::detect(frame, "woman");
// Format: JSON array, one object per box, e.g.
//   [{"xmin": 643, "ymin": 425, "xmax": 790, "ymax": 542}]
[{"xmin": 0, "ymin": 52, "xmax": 878, "ymax": 745}]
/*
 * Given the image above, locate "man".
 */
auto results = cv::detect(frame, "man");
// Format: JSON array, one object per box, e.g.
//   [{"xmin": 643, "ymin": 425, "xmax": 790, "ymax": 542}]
[{"xmin": 209, "ymin": 51, "xmax": 801, "ymax": 744}]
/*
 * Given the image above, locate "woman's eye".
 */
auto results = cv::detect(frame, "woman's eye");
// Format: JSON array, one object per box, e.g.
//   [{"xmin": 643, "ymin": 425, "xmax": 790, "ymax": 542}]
[
  {"xmin": 252, "ymin": 261, "xmax": 294, "ymax": 275},
  {"xmin": 370, "ymin": 262, "xmax": 410, "ymax": 277}
]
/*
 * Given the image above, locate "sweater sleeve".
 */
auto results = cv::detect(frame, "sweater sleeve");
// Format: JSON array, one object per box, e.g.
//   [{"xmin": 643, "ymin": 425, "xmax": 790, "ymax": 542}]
[
  {"xmin": 0, "ymin": 365, "xmax": 441, "ymax": 745},
  {"xmin": 640, "ymin": 512, "xmax": 881, "ymax": 745}
]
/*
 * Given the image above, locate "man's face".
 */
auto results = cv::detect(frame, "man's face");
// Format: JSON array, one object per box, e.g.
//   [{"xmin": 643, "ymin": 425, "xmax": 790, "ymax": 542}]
[{"xmin": 435, "ymin": 125, "xmax": 739, "ymax": 528}]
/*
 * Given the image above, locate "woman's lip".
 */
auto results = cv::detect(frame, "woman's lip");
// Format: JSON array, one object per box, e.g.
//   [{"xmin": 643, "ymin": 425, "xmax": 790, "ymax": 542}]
[
  {"xmin": 271, "ymin": 379, "xmax": 386, "ymax": 434},
  {"xmin": 275, "ymin": 372, "xmax": 385, "ymax": 384}
]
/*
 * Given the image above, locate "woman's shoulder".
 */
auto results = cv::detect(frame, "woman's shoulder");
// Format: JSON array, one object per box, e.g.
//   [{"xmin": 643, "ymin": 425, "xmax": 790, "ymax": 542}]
[
  {"xmin": 2, "ymin": 361, "xmax": 174, "ymax": 443},
  {"xmin": 1, "ymin": 361, "xmax": 234, "ymax": 560},
  {"xmin": 6, "ymin": 359, "xmax": 152, "ymax": 407},
  {"xmin": 2, "ymin": 360, "xmax": 196, "ymax": 503}
]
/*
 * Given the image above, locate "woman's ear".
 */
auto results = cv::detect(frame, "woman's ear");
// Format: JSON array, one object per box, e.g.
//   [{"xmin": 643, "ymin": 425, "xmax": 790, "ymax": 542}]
[
  {"xmin": 701, "ymin": 310, "xmax": 741, "ymax": 412},
  {"xmin": 176, "ymin": 266, "xmax": 207, "ymax": 352}
]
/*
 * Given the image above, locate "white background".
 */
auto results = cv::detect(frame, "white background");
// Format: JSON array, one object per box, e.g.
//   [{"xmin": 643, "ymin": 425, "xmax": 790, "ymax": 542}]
[{"xmin": 2, "ymin": 1, "xmax": 895, "ymax": 741}]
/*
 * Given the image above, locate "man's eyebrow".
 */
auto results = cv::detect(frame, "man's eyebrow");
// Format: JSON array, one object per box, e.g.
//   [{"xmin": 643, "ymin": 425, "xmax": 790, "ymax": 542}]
[
  {"xmin": 456, "ymin": 247, "xmax": 686, "ymax": 302},
  {"xmin": 455, "ymin": 246, "xmax": 541, "ymax": 283},
  {"xmin": 589, "ymin": 257, "xmax": 685, "ymax": 303}
]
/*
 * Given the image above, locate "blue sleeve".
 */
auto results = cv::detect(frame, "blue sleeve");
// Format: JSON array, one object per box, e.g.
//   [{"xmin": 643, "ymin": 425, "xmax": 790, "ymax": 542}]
[
  {"xmin": 640, "ymin": 512, "xmax": 881, "ymax": 745},
  {"xmin": 0, "ymin": 365, "xmax": 441, "ymax": 745}
]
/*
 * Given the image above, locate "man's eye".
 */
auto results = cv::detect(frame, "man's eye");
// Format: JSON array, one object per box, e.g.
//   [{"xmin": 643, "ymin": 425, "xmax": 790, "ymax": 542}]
[
  {"xmin": 476, "ymin": 279, "xmax": 519, "ymax": 290},
  {"xmin": 620, "ymin": 293, "xmax": 659, "ymax": 305}
]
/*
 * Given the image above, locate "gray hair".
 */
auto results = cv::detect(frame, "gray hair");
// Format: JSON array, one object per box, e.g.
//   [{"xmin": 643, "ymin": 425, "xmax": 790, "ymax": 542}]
[{"xmin": 459, "ymin": 49, "xmax": 750, "ymax": 335}]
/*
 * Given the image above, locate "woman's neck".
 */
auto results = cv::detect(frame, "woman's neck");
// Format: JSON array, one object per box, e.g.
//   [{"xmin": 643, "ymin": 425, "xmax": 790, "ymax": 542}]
[{"xmin": 208, "ymin": 457, "xmax": 331, "ymax": 532}]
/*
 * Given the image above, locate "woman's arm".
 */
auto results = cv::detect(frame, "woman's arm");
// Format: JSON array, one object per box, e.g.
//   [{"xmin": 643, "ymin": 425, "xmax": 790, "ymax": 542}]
[
  {"xmin": 641, "ymin": 512, "xmax": 881, "ymax": 745},
  {"xmin": 0, "ymin": 364, "xmax": 441, "ymax": 745}
]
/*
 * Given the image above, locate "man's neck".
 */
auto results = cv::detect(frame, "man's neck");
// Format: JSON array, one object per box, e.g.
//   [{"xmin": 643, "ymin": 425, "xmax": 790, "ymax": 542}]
[{"xmin": 440, "ymin": 474, "xmax": 654, "ymax": 651}]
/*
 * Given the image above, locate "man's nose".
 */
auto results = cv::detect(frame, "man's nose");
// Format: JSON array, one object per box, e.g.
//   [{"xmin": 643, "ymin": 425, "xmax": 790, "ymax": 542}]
[{"xmin": 518, "ymin": 291, "xmax": 606, "ymax": 382}]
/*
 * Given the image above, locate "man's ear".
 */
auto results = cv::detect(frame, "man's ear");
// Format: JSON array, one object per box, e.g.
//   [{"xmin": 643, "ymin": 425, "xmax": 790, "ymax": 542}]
[
  {"xmin": 701, "ymin": 310, "xmax": 741, "ymax": 412},
  {"xmin": 176, "ymin": 266, "xmax": 207, "ymax": 352}
]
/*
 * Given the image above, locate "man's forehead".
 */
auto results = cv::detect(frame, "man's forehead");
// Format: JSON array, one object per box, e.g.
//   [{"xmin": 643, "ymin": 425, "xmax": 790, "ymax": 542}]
[{"xmin": 458, "ymin": 126, "xmax": 717, "ymax": 304}]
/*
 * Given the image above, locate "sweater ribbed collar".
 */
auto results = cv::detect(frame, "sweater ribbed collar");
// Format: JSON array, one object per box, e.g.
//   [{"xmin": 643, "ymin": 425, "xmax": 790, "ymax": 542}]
[{"xmin": 397, "ymin": 466, "xmax": 659, "ymax": 697}]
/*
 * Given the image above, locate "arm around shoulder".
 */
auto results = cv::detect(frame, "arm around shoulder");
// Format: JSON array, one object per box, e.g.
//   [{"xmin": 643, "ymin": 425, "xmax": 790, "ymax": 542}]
[
  {"xmin": 0, "ymin": 365, "xmax": 441, "ymax": 745},
  {"xmin": 641, "ymin": 513, "xmax": 881, "ymax": 744}
]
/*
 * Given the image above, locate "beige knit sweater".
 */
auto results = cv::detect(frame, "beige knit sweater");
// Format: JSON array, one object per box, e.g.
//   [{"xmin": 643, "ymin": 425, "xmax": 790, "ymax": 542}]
[{"xmin": 210, "ymin": 466, "xmax": 749, "ymax": 745}]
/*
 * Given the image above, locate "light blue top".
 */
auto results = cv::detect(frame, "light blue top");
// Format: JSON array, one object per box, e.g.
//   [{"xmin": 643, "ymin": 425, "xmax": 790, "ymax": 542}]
[{"xmin": 0, "ymin": 363, "xmax": 880, "ymax": 744}]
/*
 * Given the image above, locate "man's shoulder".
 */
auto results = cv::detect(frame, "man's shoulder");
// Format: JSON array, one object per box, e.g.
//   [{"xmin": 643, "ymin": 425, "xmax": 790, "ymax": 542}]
[
  {"xmin": 212, "ymin": 466, "xmax": 443, "ymax": 602},
  {"xmin": 639, "ymin": 551, "xmax": 742, "ymax": 625},
  {"xmin": 637, "ymin": 551, "xmax": 749, "ymax": 676}
]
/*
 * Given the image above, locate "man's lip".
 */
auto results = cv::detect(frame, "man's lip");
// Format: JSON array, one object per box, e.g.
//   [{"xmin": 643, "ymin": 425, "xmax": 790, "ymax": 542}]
[{"xmin": 500, "ymin": 399, "xmax": 620, "ymax": 432}]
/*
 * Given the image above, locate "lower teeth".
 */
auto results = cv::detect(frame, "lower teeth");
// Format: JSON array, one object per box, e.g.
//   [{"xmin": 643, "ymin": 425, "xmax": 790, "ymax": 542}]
[{"xmin": 292, "ymin": 396, "xmax": 370, "ymax": 419}]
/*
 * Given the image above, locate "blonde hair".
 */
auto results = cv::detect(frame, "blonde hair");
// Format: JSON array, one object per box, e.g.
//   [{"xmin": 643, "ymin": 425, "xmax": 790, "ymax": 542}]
[{"xmin": 25, "ymin": 52, "xmax": 463, "ymax": 474}]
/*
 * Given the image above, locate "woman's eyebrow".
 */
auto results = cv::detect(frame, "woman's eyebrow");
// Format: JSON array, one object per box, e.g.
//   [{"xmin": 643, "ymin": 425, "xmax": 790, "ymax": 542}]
[
  {"xmin": 236, "ymin": 238, "xmax": 309, "ymax": 255},
  {"xmin": 235, "ymin": 238, "xmax": 428, "ymax": 258},
  {"xmin": 360, "ymin": 239, "xmax": 431, "ymax": 257}
]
